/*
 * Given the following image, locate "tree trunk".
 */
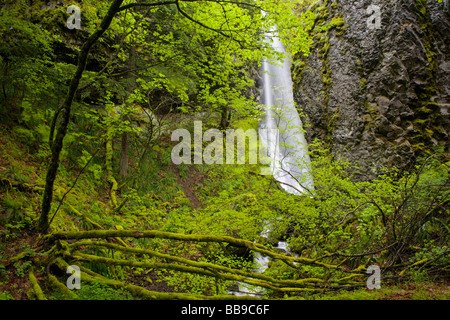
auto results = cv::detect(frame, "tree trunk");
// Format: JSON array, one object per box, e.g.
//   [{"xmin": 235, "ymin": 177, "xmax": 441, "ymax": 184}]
[
  {"xmin": 220, "ymin": 106, "xmax": 229, "ymax": 130},
  {"xmin": 119, "ymin": 46, "xmax": 136, "ymax": 179},
  {"xmin": 38, "ymin": 0, "xmax": 125, "ymax": 234}
]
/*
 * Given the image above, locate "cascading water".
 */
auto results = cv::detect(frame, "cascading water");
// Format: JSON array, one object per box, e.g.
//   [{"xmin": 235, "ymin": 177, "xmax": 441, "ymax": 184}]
[
  {"xmin": 260, "ymin": 32, "xmax": 313, "ymax": 195},
  {"xmin": 256, "ymin": 30, "xmax": 314, "ymax": 271},
  {"xmin": 228, "ymin": 31, "xmax": 313, "ymax": 296}
]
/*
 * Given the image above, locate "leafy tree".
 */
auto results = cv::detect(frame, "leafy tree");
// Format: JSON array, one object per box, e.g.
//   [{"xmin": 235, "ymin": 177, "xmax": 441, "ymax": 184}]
[
  {"xmin": 33, "ymin": 0, "xmax": 316, "ymax": 233},
  {"xmin": 0, "ymin": 10, "xmax": 53, "ymax": 122}
]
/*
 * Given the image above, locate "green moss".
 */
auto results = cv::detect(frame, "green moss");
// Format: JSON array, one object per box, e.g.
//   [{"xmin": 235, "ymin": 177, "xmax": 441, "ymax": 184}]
[
  {"xmin": 413, "ymin": 0, "xmax": 437, "ymax": 85},
  {"xmin": 360, "ymin": 77, "xmax": 368, "ymax": 90},
  {"xmin": 0, "ymin": 291, "xmax": 14, "ymax": 300},
  {"xmin": 320, "ymin": 41, "xmax": 330, "ymax": 55},
  {"xmin": 329, "ymin": 16, "xmax": 346, "ymax": 30},
  {"xmin": 315, "ymin": 5, "xmax": 330, "ymax": 21},
  {"xmin": 416, "ymin": 106, "xmax": 434, "ymax": 114},
  {"xmin": 414, "ymin": 0, "xmax": 428, "ymax": 17},
  {"xmin": 327, "ymin": 109, "xmax": 340, "ymax": 132},
  {"xmin": 292, "ymin": 0, "xmax": 348, "ymax": 147},
  {"xmin": 28, "ymin": 271, "xmax": 47, "ymax": 300},
  {"xmin": 291, "ymin": 60, "xmax": 306, "ymax": 83},
  {"xmin": 406, "ymin": 0, "xmax": 445, "ymax": 152},
  {"xmin": 312, "ymin": 283, "xmax": 450, "ymax": 300}
]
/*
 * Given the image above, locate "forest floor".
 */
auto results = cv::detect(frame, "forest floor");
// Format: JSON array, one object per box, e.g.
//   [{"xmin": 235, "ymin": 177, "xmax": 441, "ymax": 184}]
[
  {"xmin": 311, "ymin": 280, "xmax": 450, "ymax": 300},
  {"xmin": 1, "ymin": 226, "xmax": 449, "ymax": 300}
]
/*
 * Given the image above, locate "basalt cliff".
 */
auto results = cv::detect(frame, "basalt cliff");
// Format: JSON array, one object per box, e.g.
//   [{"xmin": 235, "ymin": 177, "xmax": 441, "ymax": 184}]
[{"xmin": 292, "ymin": 0, "xmax": 449, "ymax": 180}]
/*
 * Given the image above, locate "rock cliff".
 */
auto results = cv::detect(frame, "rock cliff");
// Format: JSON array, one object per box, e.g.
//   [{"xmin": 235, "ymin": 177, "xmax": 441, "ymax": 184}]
[{"xmin": 292, "ymin": 0, "xmax": 449, "ymax": 180}]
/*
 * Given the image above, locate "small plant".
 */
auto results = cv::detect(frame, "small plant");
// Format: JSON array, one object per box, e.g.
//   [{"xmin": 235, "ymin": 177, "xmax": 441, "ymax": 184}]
[
  {"xmin": 0, "ymin": 263, "xmax": 7, "ymax": 278},
  {"xmin": 77, "ymin": 281, "xmax": 132, "ymax": 300},
  {"xmin": 14, "ymin": 261, "xmax": 32, "ymax": 278},
  {"xmin": 1, "ymin": 193, "xmax": 29, "ymax": 227},
  {"xmin": 0, "ymin": 291, "xmax": 14, "ymax": 300}
]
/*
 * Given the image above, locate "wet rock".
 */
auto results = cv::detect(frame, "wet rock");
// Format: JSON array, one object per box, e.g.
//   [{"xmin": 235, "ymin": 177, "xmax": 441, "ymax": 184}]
[{"xmin": 292, "ymin": 0, "xmax": 449, "ymax": 180}]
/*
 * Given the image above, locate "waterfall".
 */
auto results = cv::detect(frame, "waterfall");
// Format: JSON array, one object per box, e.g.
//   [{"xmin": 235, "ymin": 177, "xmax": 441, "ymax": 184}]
[
  {"xmin": 258, "ymin": 30, "xmax": 313, "ymax": 267},
  {"xmin": 260, "ymin": 32, "xmax": 313, "ymax": 195},
  {"xmin": 228, "ymin": 31, "xmax": 313, "ymax": 296}
]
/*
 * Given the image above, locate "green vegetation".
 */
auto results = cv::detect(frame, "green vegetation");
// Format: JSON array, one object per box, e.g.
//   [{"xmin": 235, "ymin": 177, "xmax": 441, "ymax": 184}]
[{"xmin": 0, "ymin": 0, "xmax": 448, "ymax": 301}]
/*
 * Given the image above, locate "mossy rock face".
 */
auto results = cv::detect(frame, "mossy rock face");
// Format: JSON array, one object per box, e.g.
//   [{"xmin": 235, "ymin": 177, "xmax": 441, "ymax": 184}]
[{"xmin": 292, "ymin": 0, "xmax": 450, "ymax": 180}]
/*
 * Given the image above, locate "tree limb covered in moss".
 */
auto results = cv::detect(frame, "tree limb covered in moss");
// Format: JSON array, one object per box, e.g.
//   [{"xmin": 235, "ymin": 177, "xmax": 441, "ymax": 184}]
[
  {"xmin": 68, "ymin": 251, "xmax": 325, "ymax": 292},
  {"xmin": 47, "ymin": 273, "xmax": 79, "ymax": 300},
  {"xmin": 80, "ymin": 267, "xmax": 260, "ymax": 300},
  {"xmin": 47, "ymin": 229, "xmax": 364, "ymax": 273},
  {"xmin": 67, "ymin": 240, "xmax": 331, "ymax": 289},
  {"xmin": 28, "ymin": 271, "xmax": 47, "ymax": 300}
]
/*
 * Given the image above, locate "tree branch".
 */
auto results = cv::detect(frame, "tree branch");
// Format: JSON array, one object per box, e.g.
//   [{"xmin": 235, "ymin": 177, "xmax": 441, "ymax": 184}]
[
  {"xmin": 39, "ymin": 0, "xmax": 126, "ymax": 233},
  {"xmin": 118, "ymin": 1, "xmax": 177, "ymax": 12},
  {"xmin": 175, "ymin": 0, "xmax": 231, "ymax": 39}
]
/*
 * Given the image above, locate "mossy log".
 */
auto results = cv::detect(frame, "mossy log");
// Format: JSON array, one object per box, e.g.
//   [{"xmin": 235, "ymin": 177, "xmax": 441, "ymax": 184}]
[
  {"xmin": 45, "ymin": 234, "xmax": 365, "ymax": 300},
  {"xmin": 81, "ymin": 270, "xmax": 260, "ymax": 300},
  {"xmin": 47, "ymin": 229, "xmax": 347, "ymax": 271},
  {"xmin": 66, "ymin": 241, "xmax": 330, "ymax": 290},
  {"xmin": 44, "ymin": 230, "xmax": 368, "ymax": 299},
  {"xmin": 47, "ymin": 273, "xmax": 79, "ymax": 300},
  {"xmin": 28, "ymin": 271, "xmax": 47, "ymax": 300},
  {"xmin": 71, "ymin": 251, "xmax": 300, "ymax": 292},
  {"xmin": 51, "ymin": 256, "xmax": 259, "ymax": 300}
]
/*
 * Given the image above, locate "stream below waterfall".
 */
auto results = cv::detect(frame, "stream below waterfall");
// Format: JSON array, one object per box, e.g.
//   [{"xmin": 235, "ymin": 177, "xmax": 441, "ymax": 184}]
[{"xmin": 227, "ymin": 31, "xmax": 313, "ymax": 297}]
